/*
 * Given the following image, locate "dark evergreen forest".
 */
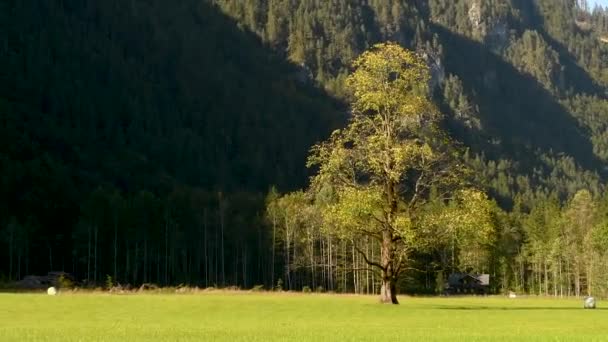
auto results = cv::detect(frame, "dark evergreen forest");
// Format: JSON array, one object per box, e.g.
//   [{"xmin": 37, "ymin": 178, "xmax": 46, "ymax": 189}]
[{"xmin": 2, "ymin": 0, "xmax": 608, "ymax": 295}]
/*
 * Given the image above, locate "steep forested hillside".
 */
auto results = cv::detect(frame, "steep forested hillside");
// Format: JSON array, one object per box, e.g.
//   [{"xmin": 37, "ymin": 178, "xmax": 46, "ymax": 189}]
[
  {"xmin": 2, "ymin": 0, "xmax": 608, "ymax": 294},
  {"xmin": 215, "ymin": 0, "xmax": 608, "ymax": 205},
  {"xmin": 0, "ymin": 0, "xmax": 341, "ymax": 286}
]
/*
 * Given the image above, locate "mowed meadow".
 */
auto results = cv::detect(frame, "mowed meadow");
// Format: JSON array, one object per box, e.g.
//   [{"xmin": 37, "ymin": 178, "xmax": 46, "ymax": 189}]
[{"xmin": 0, "ymin": 292, "xmax": 606, "ymax": 341}]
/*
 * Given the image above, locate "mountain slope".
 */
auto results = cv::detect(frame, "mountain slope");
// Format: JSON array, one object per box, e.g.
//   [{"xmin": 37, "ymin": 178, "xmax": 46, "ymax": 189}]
[
  {"xmin": 0, "ymin": 0, "xmax": 341, "ymax": 282},
  {"xmin": 215, "ymin": 0, "xmax": 608, "ymax": 204}
]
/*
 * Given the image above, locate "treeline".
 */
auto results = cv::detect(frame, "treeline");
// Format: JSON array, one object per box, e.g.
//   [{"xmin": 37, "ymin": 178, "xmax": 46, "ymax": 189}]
[
  {"xmin": 6, "ymin": 181, "xmax": 608, "ymax": 298},
  {"xmin": 3, "ymin": 186, "xmax": 276, "ymax": 288},
  {"xmin": 267, "ymin": 189, "xmax": 608, "ymax": 297},
  {"xmin": 503, "ymin": 190, "xmax": 608, "ymax": 297},
  {"xmin": 577, "ymin": 0, "xmax": 608, "ymax": 33}
]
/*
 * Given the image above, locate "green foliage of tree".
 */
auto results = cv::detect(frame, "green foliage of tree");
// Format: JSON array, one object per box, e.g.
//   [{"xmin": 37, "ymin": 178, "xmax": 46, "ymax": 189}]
[
  {"xmin": 304, "ymin": 43, "xmax": 494, "ymax": 303},
  {"xmin": 506, "ymin": 30, "xmax": 564, "ymax": 93}
]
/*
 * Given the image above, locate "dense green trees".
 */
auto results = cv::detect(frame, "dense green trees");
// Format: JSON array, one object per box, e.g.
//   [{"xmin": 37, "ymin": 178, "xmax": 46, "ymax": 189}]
[
  {"xmin": 498, "ymin": 190, "xmax": 608, "ymax": 298},
  {"xmin": 0, "ymin": 0, "xmax": 341, "ymax": 286},
  {"xmin": 215, "ymin": 0, "xmax": 608, "ymax": 203}
]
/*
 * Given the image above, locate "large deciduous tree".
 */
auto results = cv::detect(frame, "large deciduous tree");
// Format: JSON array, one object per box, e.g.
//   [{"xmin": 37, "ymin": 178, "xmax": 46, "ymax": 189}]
[{"xmin": 307, "ymin": 43, "xmax": 493, "ymax": 304}]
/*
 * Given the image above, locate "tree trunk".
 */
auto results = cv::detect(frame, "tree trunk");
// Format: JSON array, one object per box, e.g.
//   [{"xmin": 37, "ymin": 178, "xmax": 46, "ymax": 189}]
[
  {"xmin": 327, "ymin": 235, "xmax": 332, "ymax": 291},
  {"xmin": 94, "ymin": 225, "xmax": 98, "ymax": 284},
  {"xmin": 143, "ymin": 238, "xmax": 147, "ymax": 283},
  {"xmin": 87, "ymin": 225, "xmax": 91, "ymax": 283},
  {"xmin": 219, "ymin": 192, "xmax": 226, "ymax": 287},
  {"xmin": 575, "ymin": 262, "xmax": 581, "ymax": 297},
  {"xmin": 113, "ymin": 220, "xmax": 118, "ymax": 283},
  {"xmin": 164, "ymin": 216, "xmax": 169, "ymax": 285},
  {"xmin": 352, "ymin": 243, "xmax": 356, "ymax": 294},
  {"xmin": 8, "ymin": 227, "xmax": 13, "ymax": 281},
  {"xmin": 380, "ymin": 277, "xmax": 398, "ymax": 304},
  {"xmin": 203, "ymin": 210, "xmax": 208, "ymax": 287},
  {"xmin": 366, "ymin": 238, "xmax": 370, "ymax": 295},
  {"xmin": 537, "ymin": 261, "xmax": 541, "ymax": 295},
  {"xmin": 310, "ymin": 231, "xmax": 316, "ymax": 291},
  {"xmin": 559, "ymin": 259, "xmax": 563, "ymax": 297},
  {"xmin": 17, "ymin": 249, "xmax": 21, "ymax": 281},
  {"xmin": 553, "ymin": 258, "xmax": 558, "ymax": 297},
  {"xmin": 271, "ymin": 212, "xmax": 276, "ymax": 289},
  {"xmin": 132, "ymin": 240, "xmax": 139, "ymax": 284},
  {"xmin": 321, "ymin": 238, "xmax": 326, "ymax": 290},
  {"xmin": 566, "ymin": 259, "xmax": 571, "ymax": 297},
  {"xmin": 587, "ymin": 261, "xmax": 592, "ymax": 297},
  {"xmin": 370, "ymin": 239, "xmax": 375, "ymax": 294},
  {"xmin": 380, "ymin": 230, "xmax": 398, "ymax": 304},
  {"xmin": 543, "ymin": 261, "xmax": 549, "ymax": 296},
  {"xmin": 198, "ymin": 221, "xmax": 202, "ymax": 284},
  {"xmin": 285, "ymin": 221, "xmax": 291, "ymax": 290}
]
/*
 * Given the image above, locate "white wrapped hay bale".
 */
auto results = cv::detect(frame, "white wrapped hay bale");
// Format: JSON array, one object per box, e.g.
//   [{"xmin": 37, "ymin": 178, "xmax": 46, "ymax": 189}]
[
  {"xmin": 47, "ymin": 287, "xmax": 57, "ymax": 296},
  {"xmin": 584, "ymin": 296, "xmax": 596, "ymax": 309}
]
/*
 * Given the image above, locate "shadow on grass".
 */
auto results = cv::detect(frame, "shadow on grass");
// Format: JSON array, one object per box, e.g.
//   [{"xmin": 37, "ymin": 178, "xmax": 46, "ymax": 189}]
[{"xmin": 436, "ymin": 306, "xmax": 608, "ymax": 311}]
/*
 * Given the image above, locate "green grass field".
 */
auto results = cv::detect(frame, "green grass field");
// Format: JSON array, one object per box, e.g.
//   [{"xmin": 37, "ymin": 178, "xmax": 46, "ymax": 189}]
[{"xmin": 0, "ymin": 292, "xmax": 606, "ymax": 341}]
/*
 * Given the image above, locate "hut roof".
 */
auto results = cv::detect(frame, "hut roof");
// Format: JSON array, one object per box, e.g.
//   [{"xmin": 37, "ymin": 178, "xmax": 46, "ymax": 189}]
[{"xmin": 447, "ymin": 273, "xmax": 490, "ymax": 286}]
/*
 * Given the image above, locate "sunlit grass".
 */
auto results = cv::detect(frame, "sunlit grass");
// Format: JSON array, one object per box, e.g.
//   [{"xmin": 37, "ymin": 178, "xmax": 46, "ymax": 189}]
[{"xmin": 0, "ymin": 292, "xmax": 606, "ymax": 341}]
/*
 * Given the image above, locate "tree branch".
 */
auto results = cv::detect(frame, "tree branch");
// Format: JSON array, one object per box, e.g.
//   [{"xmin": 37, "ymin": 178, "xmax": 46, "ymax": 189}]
[
  {"xmin": 408, "ymin": 171, "xmax": 425, "ymax": 209},
  {"xmin": 394, "ymin": 250, "xmax": 412, "ymax": 275},
  {"xmin": 351, "ymin": 267, "xmax": 382, "ymax": 277},
  {"xmin": 354, "ymin": 245, "xmax": 386, "ymax": 271},
  {"xmin": 355, "ymin": 226, "xmax": 382, "ymax": 240}
]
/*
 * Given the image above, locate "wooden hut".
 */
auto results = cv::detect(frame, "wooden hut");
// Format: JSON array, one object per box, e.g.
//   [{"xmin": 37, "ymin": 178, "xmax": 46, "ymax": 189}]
[{"xmin": 445, "ymin": 273, "xmax": 490, "ymax": 295}]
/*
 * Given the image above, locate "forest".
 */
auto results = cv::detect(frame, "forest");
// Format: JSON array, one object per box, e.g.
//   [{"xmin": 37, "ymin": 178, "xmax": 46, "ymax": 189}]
[{"xmin": 1, "ymin": 0, "xmax": 608, "ymax": 297}]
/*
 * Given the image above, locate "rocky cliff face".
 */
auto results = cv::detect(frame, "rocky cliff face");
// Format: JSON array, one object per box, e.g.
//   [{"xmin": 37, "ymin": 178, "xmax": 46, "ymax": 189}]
[
  {"xmin": 423, "ymin": 49, "xmax": 446, "ymax": 90},
  {"xmin": 468, "ymin": 0, "xmax": 511, "ymax": 50}
]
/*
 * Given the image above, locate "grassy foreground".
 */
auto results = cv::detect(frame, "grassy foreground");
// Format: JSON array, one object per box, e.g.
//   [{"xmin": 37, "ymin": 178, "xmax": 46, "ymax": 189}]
[{"xmin": 0, "ymin": 292, "xmax": 606, "ymax": 341}]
